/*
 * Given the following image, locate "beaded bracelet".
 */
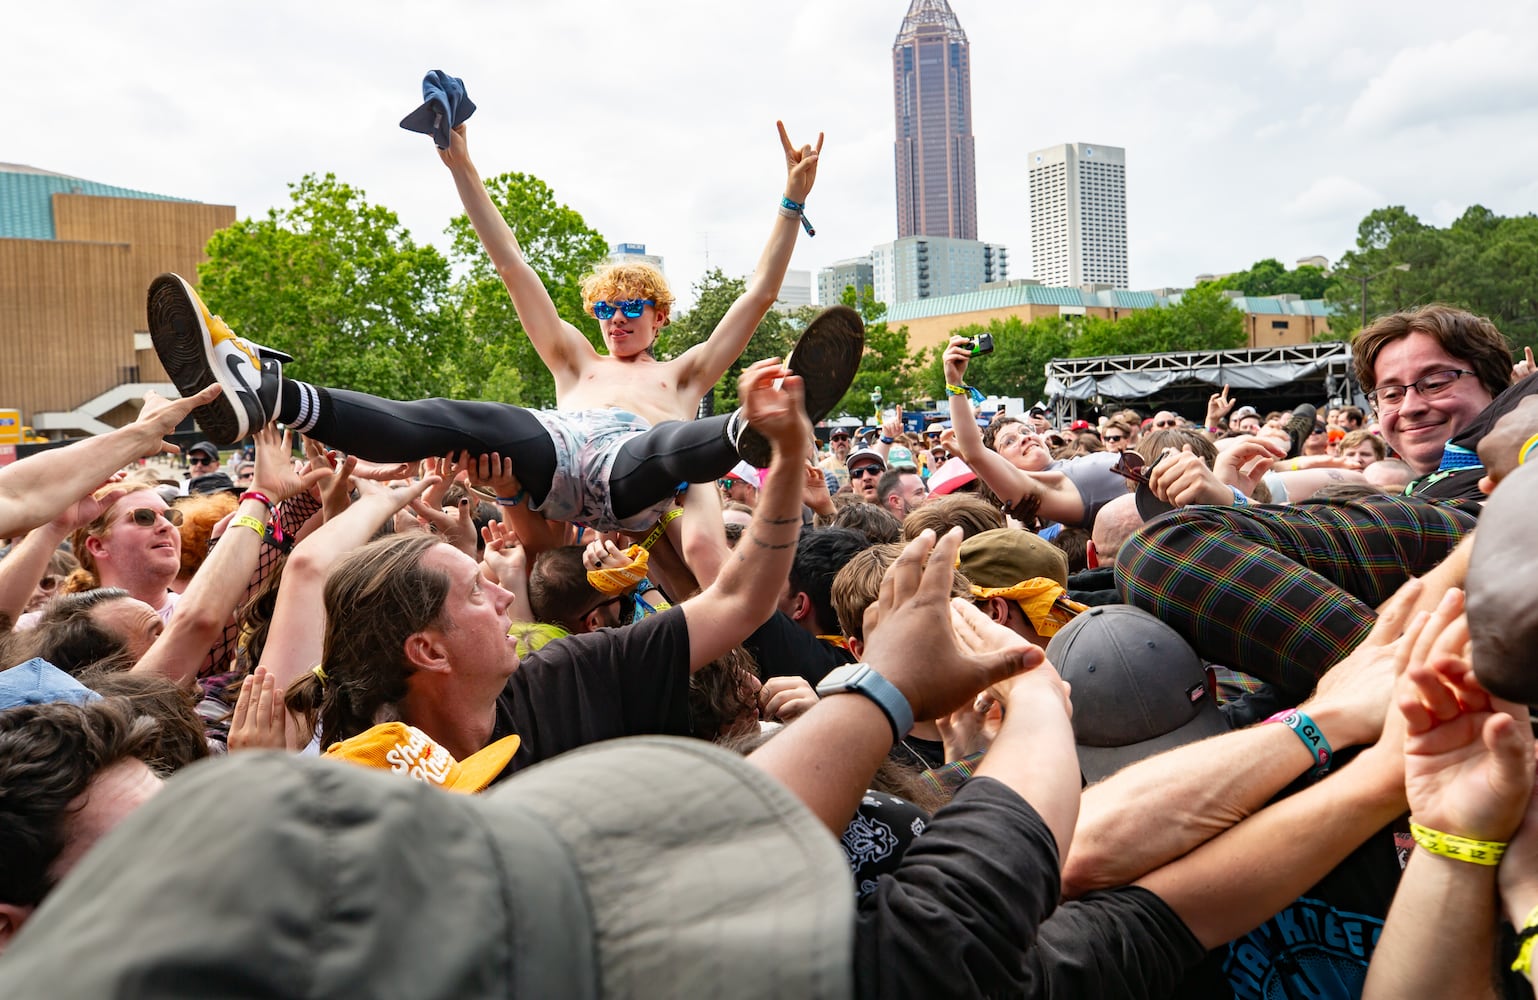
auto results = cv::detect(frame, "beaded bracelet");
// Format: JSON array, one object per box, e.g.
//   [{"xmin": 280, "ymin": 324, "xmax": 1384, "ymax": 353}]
[
  {"xmin": 1266, "ymin": 708, "xmax": 1332, "ymax": 779},
  {"xmin": 1408, "ymin": 820, "xmax": 1507, "ymax": 866}
]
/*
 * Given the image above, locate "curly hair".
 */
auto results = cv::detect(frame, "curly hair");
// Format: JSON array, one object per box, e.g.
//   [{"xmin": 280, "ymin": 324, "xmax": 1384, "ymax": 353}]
[
  {"xmin": 173, "ymin": 491, "xmax": 238, "ymax": 583},
  {"xmin": 579, "ymin": 262, "xmax": 675, "ymax": 325}
]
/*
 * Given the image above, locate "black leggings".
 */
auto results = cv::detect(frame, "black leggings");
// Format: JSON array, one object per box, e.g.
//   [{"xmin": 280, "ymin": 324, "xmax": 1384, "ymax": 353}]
[{"xmin": 311, "ymin": 388, "xmax": 740, "ymax": 520}]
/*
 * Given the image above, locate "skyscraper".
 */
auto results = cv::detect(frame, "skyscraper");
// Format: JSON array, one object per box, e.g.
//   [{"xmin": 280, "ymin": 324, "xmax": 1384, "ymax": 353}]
[
  {"xmin": 892, "ymin": 0, "xmax": 977, "ymax": 240},
  {"xmin": 1028, "ymin": 143, "xmax": 1129, "ymax": 288}
]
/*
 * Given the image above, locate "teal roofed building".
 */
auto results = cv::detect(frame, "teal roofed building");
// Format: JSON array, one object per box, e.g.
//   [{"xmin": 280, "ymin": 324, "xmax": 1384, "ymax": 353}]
[
  {"xmin": 0, "ymin": 164, "xmax": 233, "ymax": 441},
  {"xmin": 884, "ymin": 279, "xmax": 1336, "ymax": 354}
]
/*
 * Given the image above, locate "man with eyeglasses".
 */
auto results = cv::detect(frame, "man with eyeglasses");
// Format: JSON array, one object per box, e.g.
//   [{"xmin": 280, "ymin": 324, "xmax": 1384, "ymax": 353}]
[{"xmin": 1117, "ymin": 304, "xmax": 1527, "ymax": 701}]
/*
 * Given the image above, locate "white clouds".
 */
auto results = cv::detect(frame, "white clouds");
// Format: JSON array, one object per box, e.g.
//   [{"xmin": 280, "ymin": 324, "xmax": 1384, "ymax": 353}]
[
  {"xmin": 1345, "ymin": 29, "xmax": 1538, "ymax": 133},
  {"xmin": 8, "ymin": 0, "xmax": 1536, "ymax": 307}
]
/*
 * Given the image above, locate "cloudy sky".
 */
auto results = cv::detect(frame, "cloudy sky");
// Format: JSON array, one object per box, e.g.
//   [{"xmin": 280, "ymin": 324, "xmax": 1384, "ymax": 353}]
[{"xmin": 14, "ymin": 0, "xmax": 1538, "ymax": 309}]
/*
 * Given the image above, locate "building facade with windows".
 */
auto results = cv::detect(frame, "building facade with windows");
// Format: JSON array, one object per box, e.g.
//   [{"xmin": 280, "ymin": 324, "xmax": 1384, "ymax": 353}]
[
  {"xmin": 817, "ymin": 256, "xmax": 874, "ymax": 306},
  {"xmin": 0, "ymin": 164, "xmax": 234, "ymax": 438},
  {"xmin": 892, "ymin": 0, "xmax": 977, "ymax": 240},
  {"xmin": 871, "ymin": 236, "xmax": 1008, "ymax": 307},
  {"xmin": 1028, "ymin": 143, "xmax": 1128, "ymax": 288}
]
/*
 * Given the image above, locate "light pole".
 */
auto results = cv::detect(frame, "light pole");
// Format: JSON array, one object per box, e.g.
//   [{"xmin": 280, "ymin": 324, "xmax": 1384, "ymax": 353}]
[{"xmin": 1358, "ymin": 263, "xmax": 1411, "ymax": 330}]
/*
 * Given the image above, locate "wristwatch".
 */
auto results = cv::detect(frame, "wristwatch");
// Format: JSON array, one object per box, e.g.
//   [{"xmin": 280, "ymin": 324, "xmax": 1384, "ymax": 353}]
[{"xmin": 816, "ymin": 664, "xmax": 915, "ymax": 745}]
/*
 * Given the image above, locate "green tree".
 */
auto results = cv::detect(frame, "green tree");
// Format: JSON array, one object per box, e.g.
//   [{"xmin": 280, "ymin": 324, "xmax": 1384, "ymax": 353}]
[
  {"xmin": 1209, "ymin": 257, "xmax": 1330, "ymax": 299},
  {"xmin": 199, "ymin": 173, "xmax": 466, "ymax": 400},
  {"xmin": 660, "ymin": 268, "xmax": 794, "ymax": 412},
  {"xmin": 1065, "ymin": 283, "xmax": 1244, "ymax": 357},
  {"xmin": 921, "ymin": 315, "xmax": 1075, "ymax": 405},
  {"xmin": 446, "ymin": 172, "xmax": 610, "ymax": 407},
  {"xmin": 833, "ymin": 286, "xmax": 927, "ymax": 420}
]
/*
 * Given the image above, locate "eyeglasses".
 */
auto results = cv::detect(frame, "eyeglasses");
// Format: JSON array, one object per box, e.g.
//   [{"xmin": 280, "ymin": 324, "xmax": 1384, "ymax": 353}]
[
  {"xmin": 1366, "ymin": 369, "xmax": 1476, "ymax": 410},
  {"xmin": 848, "ymin": 465, "xmax": 882, "ymax": 479},
  {"xmin": 188, "ymin": 455, "xmax": 218, "ymax": 466},
  {"xmin": 127, "ymin": 507, "xmax": 184, "ymax": 528},
  {"xmin": 1153, "ymin": 419, "xmax": 1177, "ymax": 429},
  {"xmin": 1104, "ymin": 434, "xmax": 1126, "ymax": 443},
  {"xmin": 592, "ymin": 299, "xmax": 656, "ymax": 320},
  {"xmin": 718, "ymin": 479, "xmax": 742, "ymax": 491}
]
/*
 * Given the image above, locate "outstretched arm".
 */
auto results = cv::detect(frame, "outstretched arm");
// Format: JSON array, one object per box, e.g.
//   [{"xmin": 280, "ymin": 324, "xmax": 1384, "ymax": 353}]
[
  {"xmin": 439, "ymin": 125, "xmax": 595, "ymax": 382},
  {"xmin": 675, "ymin": 123, "xmax": 822, "ymax": 398},
  {"xmin": 941, "ymin": 338, "xmax": 1082, "ymax": 522},
  {"xmin": 0, "ymin": 386, "xmax": 220, "ymax": 538},
  {"xmin": 678, "ymin": 359, "xmax": 809, "ymax": 671}
]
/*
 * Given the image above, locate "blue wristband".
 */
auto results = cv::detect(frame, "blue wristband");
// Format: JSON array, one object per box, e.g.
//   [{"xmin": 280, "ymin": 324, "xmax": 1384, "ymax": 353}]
[
  {"xmin": 1268, "ymin": 709, "xmax": 1332, "ymax": 779},
  {"xmin": 1228, "ymin": 486, "xmax": 1250, "ymax": 506},
  {"xmin": 496, "ymin": 490, "xmax": 526, "ymax": 507},
  {"xmin": 779, "ymin": 196, "xmax": 816, "ymax": 237}
]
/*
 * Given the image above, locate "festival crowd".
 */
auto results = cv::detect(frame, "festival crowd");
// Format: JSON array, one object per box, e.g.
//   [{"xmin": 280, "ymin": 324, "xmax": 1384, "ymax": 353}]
[{"xmin": 2, "ymin": 97, "xmax": 1538, "ymax": 999}]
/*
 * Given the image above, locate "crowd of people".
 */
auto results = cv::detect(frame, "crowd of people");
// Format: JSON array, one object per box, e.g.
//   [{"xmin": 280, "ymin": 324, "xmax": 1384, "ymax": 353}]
[{"xmin": 3, "ymin": 112, "xmax": 1538, "ymax": 998}]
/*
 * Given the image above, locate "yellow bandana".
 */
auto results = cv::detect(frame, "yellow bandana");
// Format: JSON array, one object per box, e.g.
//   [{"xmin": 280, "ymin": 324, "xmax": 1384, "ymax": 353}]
[
  {"xmin": 587, "ymin": 545, "xmax": 650, "ymax": 595},
  {"xmin": 970, "ymin": 577, "xmax": 1088, "ymax": 638}
]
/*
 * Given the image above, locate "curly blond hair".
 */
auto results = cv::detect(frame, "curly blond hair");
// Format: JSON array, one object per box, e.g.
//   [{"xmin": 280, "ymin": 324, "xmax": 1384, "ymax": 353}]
[{"xmin": 579, "ymin": 262, "xmax": 675, "ymax": 326}]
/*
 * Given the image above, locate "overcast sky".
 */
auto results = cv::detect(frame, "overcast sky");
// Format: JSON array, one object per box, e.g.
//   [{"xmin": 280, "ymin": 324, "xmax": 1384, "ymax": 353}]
[{"xmin": 14, "ymin": 1, "xmax": 1538, "ymax": 309}]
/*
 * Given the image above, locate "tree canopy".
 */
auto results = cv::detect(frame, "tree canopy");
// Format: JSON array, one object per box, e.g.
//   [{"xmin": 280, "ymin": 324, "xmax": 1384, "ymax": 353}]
[{"xmin": 1206, "ymin": 257, "xmax": 1330, "ymax": 300}]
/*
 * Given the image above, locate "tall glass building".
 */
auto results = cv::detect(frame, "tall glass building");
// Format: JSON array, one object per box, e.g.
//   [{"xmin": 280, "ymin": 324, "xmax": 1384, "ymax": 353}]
[{"xmin": 892, "ymin": 0, "xmax": 977, "ymax": 240}]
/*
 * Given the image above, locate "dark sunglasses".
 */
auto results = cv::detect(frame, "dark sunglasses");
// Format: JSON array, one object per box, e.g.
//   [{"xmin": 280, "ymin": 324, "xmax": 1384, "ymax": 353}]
[
  {"xmin": 592, "ymin": 298, "xmax": 655, "ymax": 320},
  {"xmin": 1103, "ymin": 434, "xmax": 1126, "ymax": 443},
  {"xmin": 586, "ymin": 591, "xmax": 636, "ymax": 627},
  {"xmin": 128, "ymin": 507, "xmax": 184, "ymax": 528},
  {"xmin": 718, "ymin": 479, "xmax": 741, "ymax": 491},
  {"xmin": 1153, "ymin": 420, "xmax": 1177, "ymax": 429},
  {"xmin": 188, "ymin": 454, "xmax": 218, "ymax": 466},
  {"xmin": 849, "ymin": 465, "xmax": 882, "ymax": 479}
]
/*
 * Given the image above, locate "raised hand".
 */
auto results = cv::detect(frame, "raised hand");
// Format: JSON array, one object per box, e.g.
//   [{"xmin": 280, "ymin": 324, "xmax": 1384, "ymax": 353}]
[
  {"xmin": 1206, "ymin": 384, "xmax": 1236, "ymax": 426},
  {"xmin": 759, "ymin": 675, "xmax": 820, "ymax": 724},
  {"xmin": 1148, "ymin": 445, "xmax": 1231, "ymax": 507},
  {"xmin": 228, "ymin": 666, "xmax": 298, "ymax": 752},
  {"xmin": 253, "ymin": 426, "xmax": 331, "ymax": 503},
  {"xmin": 942, "ymin": 336, "xmax": 972, "ymax": 387},
  {"xmin": 1400, "ymin": 592, "xmax": 1533, "ymax": 843},
  {"xmin": 738, "ymin": 358, "xmax": 809, "ymax": 452},
  {"xmin": 778, "ymin": 121, "xmax": 823, "ymax": 204},
  {"xmin": 137, "ymin": 385, "xmax": 223, "ymax": 456}
]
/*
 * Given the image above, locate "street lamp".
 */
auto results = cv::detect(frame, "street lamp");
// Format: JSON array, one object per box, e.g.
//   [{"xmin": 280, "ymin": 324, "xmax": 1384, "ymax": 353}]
[{"xmin": 1358, "ymin": 263, "xmax": 1411, "ymax": 330}]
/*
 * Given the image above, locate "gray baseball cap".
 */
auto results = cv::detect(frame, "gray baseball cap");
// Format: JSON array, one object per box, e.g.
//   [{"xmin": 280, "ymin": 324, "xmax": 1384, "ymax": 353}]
[
  {"xmin": 1045, "ymin": 605, "xmax": 1229, "ymax": 784},
  {"xmin": 0, "ymin": 738, "xmax": 854, "ymax": 999}
]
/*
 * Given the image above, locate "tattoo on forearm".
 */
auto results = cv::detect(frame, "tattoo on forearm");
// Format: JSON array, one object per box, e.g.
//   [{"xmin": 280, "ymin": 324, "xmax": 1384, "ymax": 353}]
[
  {"xmin": 1326, "ymin": 471, "xmax": 1344, "ymax": 481},
  {"xmin": 748, "ymin": 532, "xmax": 794, "ymax": 551},
  {"xmin": 759, "ymin": 515, "xmax": 800, "ymax": 525}
]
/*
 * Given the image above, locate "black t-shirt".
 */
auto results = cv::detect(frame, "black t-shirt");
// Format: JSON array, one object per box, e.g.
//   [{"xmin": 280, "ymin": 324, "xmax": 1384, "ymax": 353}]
[
  {"xmin": 493, "ymin": 607, "xmax": 693, "ymax": 773},
  {"xmin": 743, "ymin": 610, "xmax": 854, "ymax": 687},
  {"xmin": 855, "ymin": 777, "xmax": 1205, "ymax": 999}
]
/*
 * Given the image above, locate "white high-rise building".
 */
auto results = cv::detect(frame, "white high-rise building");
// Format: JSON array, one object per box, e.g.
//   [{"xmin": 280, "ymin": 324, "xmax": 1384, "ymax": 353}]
[
  {"xmin": 1028, "ymin": 143, "xmax": 1128, "ymax": 288},
  {"xmin": 871, "ymin": 236, "xmax": 1008, "ymax": 307}
]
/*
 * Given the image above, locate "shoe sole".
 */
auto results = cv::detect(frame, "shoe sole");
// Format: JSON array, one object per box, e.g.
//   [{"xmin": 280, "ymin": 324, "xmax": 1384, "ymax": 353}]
[
  {"xmin": 147, "ymin": 273, "xmax": 251, "ymax": 445},
  {"xmin": 737, "ymin": 305, "xmax": 865, "ymax": 466}
]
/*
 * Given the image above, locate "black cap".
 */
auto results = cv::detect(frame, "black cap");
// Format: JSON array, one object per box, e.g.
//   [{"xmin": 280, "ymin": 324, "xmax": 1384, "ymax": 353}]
[
  {"xmin": 187, "ymin": 441, "xmax": 219, "ymax": 461},
  {"xmin": 187, "ymin": 473, "xmax": 240, "ymax": 497}
]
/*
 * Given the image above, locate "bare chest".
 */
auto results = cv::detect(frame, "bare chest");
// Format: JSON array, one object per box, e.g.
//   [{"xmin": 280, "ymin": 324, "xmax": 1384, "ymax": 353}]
[{"xmin": 558, "ymin": 360, "xmax": 696, "ymax": 425}]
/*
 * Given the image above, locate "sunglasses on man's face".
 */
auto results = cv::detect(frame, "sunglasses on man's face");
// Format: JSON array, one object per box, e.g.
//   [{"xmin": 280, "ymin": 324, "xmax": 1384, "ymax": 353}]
[
  {"xmin": 849, "ymin": 465, "xmax": 882, "ymax": 480},
  {"xmin": 188, "ymin": 455, "xmax": 218, "ymax": 466},
  {"xmin": 592, "ymin": 298, "xmax": 656, "ymax": 320},
  {"xmin": 586, "ymin": 591, "xmax": 636, "ymax": 627},
  {"xmin": 1104, "ymin": 434, "xmax": 1126, "ymax": 443},
  {"xmin": 1153, "ymin": 420, "xmax": 1177, "ymax": 429},
  {"xmin": 127, "ymin": 507, "xmax": 184, "ymax": 528}
]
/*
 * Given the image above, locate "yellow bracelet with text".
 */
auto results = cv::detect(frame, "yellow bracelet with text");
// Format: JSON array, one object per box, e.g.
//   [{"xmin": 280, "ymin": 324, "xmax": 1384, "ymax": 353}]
[{"xmin": 1408, "ymin": 821, "xmax": 1506, "ymax": 866}]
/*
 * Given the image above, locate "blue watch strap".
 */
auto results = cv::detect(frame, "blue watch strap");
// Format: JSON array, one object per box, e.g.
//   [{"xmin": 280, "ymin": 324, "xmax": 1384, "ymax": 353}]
[{"xmin": 816, "ymin": 664, "xmax": 915, "ymax": 744}]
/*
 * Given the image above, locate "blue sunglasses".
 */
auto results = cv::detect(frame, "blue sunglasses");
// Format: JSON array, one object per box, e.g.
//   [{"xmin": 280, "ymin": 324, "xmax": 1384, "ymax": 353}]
[{"xmin": 592, "ymin": 298, "xmax": 655, "ymax": 320}]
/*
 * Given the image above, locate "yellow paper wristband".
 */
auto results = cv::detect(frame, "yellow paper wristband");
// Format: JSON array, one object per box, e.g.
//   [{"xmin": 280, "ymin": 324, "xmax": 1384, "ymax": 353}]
[
  {"xmin": 1512, "ymin": 902, "xmax": 1538, "ymax": 976},
  {"xmin": 1518, "ymin": 433, "xmax": 1538, "ymax": 467},
  {"xmin": 230, "ymin": 514, "xmax": 267, "ymax": 539},
  {"xmin": 1408, "ymin": 821, "xmax": 1507, "ymax": 866}
]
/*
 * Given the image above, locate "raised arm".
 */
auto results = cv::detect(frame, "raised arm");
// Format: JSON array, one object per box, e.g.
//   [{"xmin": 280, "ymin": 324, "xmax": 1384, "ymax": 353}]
[
  {"xmin": 678, "ymin": 359, "xmax": 809, "ymax": 670},
  {"xmin": 0, "ymin": 386, "xmax": 220, "ymax": 538},
  {"xmin": 674, "ymin": 123, "xmax": 821, "ymax": 397},
  {"xmin": 134, "ymin": 427, "xmax": 329, "ymax": 687},
  {"xmin": 439, "ymin": 125, "xmax": 594, "ymax": 381},
  {"xmin": 1062, "ymin": 578, "xmax": 1425, "ymax": 897},
  {"xmin": 259, "ymin": 474, "xmax": 438, "ymax": 691},
  {"xmin": 941, "ymin": 338, "xmax": 1082, "ymax": 521}
]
